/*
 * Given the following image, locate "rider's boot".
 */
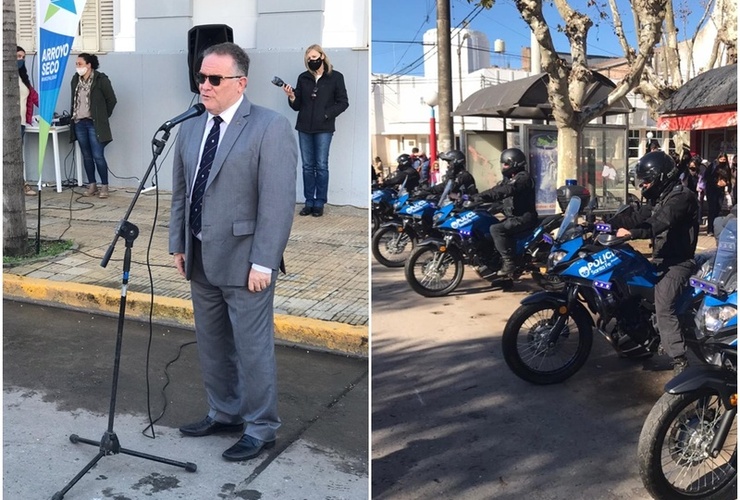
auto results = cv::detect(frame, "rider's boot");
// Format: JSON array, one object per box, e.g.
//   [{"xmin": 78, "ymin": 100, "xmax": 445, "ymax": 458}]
[
  {"xmin": 672, "ymin": 355, "xmax": 689, "ymax": 376},
  {"xmin": 496, "ymin": 256, "xmax": 516, "ymax": 277}
]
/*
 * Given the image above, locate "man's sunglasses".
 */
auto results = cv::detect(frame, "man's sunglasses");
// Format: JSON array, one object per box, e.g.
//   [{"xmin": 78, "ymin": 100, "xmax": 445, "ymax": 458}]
[{"xmin": 195, "ymin": 73, "xmax": 244, "ymax": 86}]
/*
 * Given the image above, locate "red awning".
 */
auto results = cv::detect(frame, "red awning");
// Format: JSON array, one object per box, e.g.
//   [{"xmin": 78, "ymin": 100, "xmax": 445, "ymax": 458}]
[{"xmin": 658, "ymin": 110, "xmax": 737, "ymax": 131}]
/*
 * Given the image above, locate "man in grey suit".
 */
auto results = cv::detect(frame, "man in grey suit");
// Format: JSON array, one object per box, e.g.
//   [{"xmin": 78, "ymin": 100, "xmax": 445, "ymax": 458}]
[{"xmin": 169, "ymin": 42, "xmax": 297, "ymax": 461}]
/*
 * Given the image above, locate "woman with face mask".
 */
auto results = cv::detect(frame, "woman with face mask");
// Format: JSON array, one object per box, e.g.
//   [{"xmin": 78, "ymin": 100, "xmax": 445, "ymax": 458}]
[
  {"xmin": 282, "ymin": 44, "xmax": 349, "ymax": 217},
  {"xmin": 70, "ymin": 52, "xmax": 117, "ymax": 199}
]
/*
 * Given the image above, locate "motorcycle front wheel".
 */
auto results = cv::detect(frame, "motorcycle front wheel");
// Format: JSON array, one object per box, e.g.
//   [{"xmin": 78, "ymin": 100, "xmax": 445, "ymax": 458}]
[
  {"xmin": 501, "ymin": 302, "xmax": 593, "ymax": 384},
  {"xmin": 404, "ymin": 246, "xmax": 464, "ymax": 297},
  {"xmin": 638, "ymin": 389, "xmax": 737, "ymax": 500},
  {"xmin": 372, "ymin": 225, "xmax": 415, "ymax": 267}
]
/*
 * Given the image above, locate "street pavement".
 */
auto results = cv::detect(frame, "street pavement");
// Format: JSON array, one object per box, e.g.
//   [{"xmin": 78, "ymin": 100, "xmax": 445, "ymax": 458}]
[
  {"xmin": 3, "ymin": 186, "xmax": 369, "ymax": 499},
  {"xmin": 371, "ymin": 228, "xmax": 720, "ymax": 500},
  {"xmin": 7, "ymin": 187, "xmax": 368, "ymax": 354},
  {"xmin": 4, "ymin": 300, "xmax": 368, "ymax": 500}
]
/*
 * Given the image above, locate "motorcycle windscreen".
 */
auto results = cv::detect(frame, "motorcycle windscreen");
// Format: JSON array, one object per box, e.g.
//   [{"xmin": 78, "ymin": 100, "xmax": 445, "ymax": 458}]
[{"xmin": 556, "ymin": 197, "xmax": 581, "ymax": 242}]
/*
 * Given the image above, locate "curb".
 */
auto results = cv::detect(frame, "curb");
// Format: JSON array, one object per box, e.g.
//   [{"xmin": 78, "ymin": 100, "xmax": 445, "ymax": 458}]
[{"xmin": 3, "ymin": 274, "xmax": 368, "ymax": 358}]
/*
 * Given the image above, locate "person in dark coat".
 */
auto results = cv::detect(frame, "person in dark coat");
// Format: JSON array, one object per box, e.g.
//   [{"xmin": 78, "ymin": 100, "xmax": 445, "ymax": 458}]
[
  {"xmin": 382, "ymin": 153, "xmax": 420, "ymax": 193},
  {"xmin": 283, "ymin": 44, "xmax": 349, "ymax": 217},
  {"xmin": 69, "ymin": 53, "xmax": 117, "ymax": 199},
  {"xmin": 419, "ymin": 150, "xmax": 477, "ymax": 198},
  {"xmin": 473, "ymin": 148, "xmax": 537, "ymax": 276},
  {"xmin": 615, "ymin": 151, "xmax": 699, "ymax": 374},
  {"xmin": 704, "ymin": 152, "xmax": 730, "ymax": 235}
]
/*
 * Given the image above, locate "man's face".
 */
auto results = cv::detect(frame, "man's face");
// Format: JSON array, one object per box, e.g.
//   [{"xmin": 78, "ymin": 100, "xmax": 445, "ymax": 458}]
[
  {"xmin": 198, "ymin": 53, "xmax": 247, "ymax": 116},
  {"xmin": 16, "ymin": 50, "xmax": 25, "ymax": 61}
]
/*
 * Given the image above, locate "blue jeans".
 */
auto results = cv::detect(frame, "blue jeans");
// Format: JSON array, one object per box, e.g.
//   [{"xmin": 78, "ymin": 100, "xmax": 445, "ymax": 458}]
[
  {"xmin": 73, "ymin": 119, "xmax": 109, "ymax": 185},
  {"xmin": 298, "ymin": 131, "xmax": 333, "ymax": 208}
]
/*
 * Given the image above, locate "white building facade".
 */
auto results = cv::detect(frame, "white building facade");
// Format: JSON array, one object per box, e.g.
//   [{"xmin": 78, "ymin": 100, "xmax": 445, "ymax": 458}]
[{"xmin": 18, "ymin": 0, "xmax": 370, "ymax": 207}]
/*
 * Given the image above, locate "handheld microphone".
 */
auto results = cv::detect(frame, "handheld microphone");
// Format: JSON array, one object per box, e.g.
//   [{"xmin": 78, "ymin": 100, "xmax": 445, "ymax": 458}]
[
  {"xmin": 271, "ymin": 76, "xmax": 285, "ymax": 87},
  {"xmin": 158, "ymin": 103, "xmax": 206, "ymax": 131}
]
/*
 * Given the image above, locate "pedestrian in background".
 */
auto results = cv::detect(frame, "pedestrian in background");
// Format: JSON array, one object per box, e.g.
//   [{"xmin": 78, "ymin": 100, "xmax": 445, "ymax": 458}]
[
  {"xmin": 17, "ymin": 45, "xmax": 38, "ymax": 196},
  {"xmin": 283, "ymin": 44, "xmax": 349, "ymax": 217},
  {"xmin": 70, "ymin": 52, "xmax": 117, "ymax": 199},
  {"xmin": 704, "ymin": 152, "xmax": 730, "ymax": 235}
]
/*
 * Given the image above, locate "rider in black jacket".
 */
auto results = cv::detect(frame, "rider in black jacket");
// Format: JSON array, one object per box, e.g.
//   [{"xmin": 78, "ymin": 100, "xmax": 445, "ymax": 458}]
[
  {"xmin": 615, "ymin": 151, "xmax": 699, "ymax": 374},
  {"xmin": 382, "ymin": 153, "xmax": 420, "ymax": 192},
  {"xmin": 422, "ymin": 150, "xmax": 478, "ymax": 197},
  {"xmin": 473, "ymin": 148, "xmax": 537, "ymax": 276}
]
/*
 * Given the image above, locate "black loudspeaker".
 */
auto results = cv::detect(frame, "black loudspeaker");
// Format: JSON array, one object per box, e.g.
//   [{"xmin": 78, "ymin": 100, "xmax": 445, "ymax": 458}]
[{"xmin": 187, "ymin": 24, "xmax": 234, "ymax": 93}]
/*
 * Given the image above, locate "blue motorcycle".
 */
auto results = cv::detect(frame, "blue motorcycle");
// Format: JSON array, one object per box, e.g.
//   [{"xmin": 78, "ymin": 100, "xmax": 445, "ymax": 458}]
[
  {"xmin": 403, "ymin": 199, "xmax": 560, "ymax": 297},
  {"xmin": 638, "ymin": 218, "xmax": 736, "ymax": 500},
  {"xmin": 501, "ymin": 197, "xmax": 703, "ymax": 384},
  {"xmin": 371, "ymin": 186, "xmax": 399, "ymax": 235},
  {"xmin": 372, "ymin": 181, "xmax": 453, "ymax": 268}
]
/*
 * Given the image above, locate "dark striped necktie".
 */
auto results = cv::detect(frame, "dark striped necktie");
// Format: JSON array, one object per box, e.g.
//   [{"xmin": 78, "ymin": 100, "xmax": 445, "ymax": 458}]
[{"xmin": 190, "ymin": 115, "xmax": 223, "ymax": 236}]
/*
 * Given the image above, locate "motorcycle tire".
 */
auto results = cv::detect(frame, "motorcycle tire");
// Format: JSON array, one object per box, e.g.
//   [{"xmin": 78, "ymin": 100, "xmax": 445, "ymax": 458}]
[
  {"xmin": 372, "ymin": 212, "xmax": 381, "ymax": 235},
  {"xmin": 638, "ymin": 389, "xmax": 737, "ymax": 500},
  {"xmin": 404, "ymin": 245, "xmax": 464, "ymax": 297},
  {"xmin": 372, "ymin": 225, "xmax": 416, "ymax": 268},
  {"xmin": 501, "ymin": 301, "xmax": 593, "ymax": 384}
]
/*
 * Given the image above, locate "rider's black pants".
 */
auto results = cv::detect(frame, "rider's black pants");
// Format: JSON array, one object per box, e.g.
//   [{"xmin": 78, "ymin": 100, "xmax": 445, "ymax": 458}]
[
  {"xmin": 490, "ymin": 214, "xmax": 536, "ymax": 262},
  {"xmin": 654, "ymin": 259, "xmax": 695, "ymax": 358}
]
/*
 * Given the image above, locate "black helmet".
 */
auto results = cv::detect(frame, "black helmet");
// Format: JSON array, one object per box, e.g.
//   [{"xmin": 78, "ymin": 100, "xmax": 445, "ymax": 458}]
[
  {"xmin": 396, "ymin": 153, "xmax": 412, "ymax": 170},
  {"xmin": 439, "ymin": 150, "xmax": 466, "ymax": 177},
  {"xmin": 500, "ymin": 148, "xmax": 527, "ymax": 178},
  {"xmin": 634, "ymin": 151, "xmax": 679, "ymax": 200}
]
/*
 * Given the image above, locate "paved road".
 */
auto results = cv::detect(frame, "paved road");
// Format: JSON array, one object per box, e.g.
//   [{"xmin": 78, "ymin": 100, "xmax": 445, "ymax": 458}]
[
  {"xmin": 371, "ymin": 262, "xmax": 677, "ymax": 500},
  {"xmin": 4, "ymin": 300, "xmax": 368, "ymax": 500}
]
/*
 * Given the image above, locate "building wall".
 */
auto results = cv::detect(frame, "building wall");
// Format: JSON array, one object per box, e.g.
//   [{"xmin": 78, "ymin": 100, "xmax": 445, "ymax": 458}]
[{"xmin": 26, "ymin": 0, "xmax": 369, "ymax": 207}]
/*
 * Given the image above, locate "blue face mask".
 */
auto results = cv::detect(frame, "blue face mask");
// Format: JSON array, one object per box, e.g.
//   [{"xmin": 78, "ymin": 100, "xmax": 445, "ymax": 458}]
[{"xmin": 17, "ymin": 60, "xmax": 25, "ymax": 69}]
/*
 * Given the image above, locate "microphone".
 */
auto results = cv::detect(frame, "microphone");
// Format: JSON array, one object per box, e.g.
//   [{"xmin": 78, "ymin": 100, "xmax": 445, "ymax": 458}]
[{"xmin": 158, "ymin": 103, "xmax": 206, "ymax": 131}]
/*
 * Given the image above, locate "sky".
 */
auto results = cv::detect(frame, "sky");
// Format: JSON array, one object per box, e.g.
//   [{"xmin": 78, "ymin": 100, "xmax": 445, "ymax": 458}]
[{"xmin": 371, "ymin": 0, "xmax": 702, "ymax": 76}]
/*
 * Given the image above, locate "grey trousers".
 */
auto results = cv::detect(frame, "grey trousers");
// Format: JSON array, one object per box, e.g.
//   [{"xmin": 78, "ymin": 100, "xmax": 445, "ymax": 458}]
[{"xmin": 190, "ymin": 239, "xmax": 280, "ymax": 442}]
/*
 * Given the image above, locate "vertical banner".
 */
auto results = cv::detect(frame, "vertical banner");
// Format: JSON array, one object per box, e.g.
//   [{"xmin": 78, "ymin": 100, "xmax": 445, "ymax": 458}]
[{"xmin": 36, "ymin": 0, "xmax": 87, "ymax": 179}]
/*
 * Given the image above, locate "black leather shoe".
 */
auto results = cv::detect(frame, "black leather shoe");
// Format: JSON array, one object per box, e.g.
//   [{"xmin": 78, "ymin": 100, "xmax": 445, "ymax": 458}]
[
  {"xmin": 222, "ymin": 435, "xmax": 276, "ymax": 461},
  {"xmin": 299, "ymin": 206, "xmax": 313, "ymax": 216},
  {"xmin": 312, "ymin": 207, "xmax": 324, "ymax": 217},
  {"xmin": 179, "ymin": 416, "xmax": 243, "ymax": 437}
]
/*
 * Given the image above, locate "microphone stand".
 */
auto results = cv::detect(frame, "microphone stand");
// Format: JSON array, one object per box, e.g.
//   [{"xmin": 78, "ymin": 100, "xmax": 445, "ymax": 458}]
[{"xmin": 52, "ymin": 127, "xmax": 196, "ymax": 500}]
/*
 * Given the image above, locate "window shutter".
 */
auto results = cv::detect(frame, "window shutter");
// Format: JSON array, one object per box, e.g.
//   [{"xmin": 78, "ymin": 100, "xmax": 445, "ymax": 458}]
[
  {"xmin": 15, "ymin": 0, "xmax": 37, "ymax": 52},
  {"xmin": 73, "ymin": 0, "xmax": 100, "ymax": 52},
  {"xmin": 99, "ymin": 0, "xmax": 115, "ymax": 52}
]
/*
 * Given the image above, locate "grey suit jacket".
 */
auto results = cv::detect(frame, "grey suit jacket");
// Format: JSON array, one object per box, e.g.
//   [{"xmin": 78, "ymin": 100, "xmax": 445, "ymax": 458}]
[{"xmin": 169, "ymin": 97, "xmax": 298, "ymax": 286}]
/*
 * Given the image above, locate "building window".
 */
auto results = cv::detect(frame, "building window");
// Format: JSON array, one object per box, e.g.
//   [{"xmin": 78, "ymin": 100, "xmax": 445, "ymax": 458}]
[
  {"xmin": 16, "ymin": 0, "xmax": 114, "ymax": 53},
  {"xmin": 628, "ymin": 129, "xmax": 640, "ymax": 159}
]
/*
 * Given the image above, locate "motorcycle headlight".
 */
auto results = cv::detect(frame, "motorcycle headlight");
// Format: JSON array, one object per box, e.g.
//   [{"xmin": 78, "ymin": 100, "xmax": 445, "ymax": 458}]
[
  {"xmin": 547, "ymin": 250, "xmax": 567, "ymax": 270},
  {"xmin": 696, "ymin": 303, "xmax": 737, "ymax": 337}
]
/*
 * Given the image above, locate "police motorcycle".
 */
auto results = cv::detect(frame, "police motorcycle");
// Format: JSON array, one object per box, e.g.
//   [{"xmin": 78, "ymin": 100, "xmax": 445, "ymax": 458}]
[
  {"xmin": 501, "ymin": 194, "xmax": 704, "ymax": 384},
  {"xmin": 637, "ymin": 218, "xmax": 737, "ymax": 500},
  {"xmin": 371, "ymin": 184, "xmax": 399, "ymax": 235},
  {"xmin": 402, "ymin": 193, "xmax": 560, "ymax": 298},
  {"xmin": 372, "ymin": 180, "xmax": 454, "ymax": 268}
]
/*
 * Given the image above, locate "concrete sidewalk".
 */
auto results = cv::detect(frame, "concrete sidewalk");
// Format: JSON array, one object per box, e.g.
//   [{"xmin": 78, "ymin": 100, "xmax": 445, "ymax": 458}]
[{"xmin": 5, "ymin": 186, "xmax": 369, "ymax": 356}]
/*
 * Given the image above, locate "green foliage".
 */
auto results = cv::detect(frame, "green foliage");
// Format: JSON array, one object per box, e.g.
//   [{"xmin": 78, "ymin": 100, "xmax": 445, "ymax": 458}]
[{"xmin": 3, "ymin": 239, "xmax": 73, "ymax": 265}]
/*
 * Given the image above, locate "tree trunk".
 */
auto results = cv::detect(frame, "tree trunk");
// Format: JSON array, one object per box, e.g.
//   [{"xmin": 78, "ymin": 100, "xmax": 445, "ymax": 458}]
[
  {"xmin": 556, "ymin": 126, "xmax": 579, "ymax": 188},
  {"xmin": 436, "ymin": 0, "xmax": 454, "ymax": 152},
  {"xmin": 3, "ymin": 0, "xmax": 29, "ymax": 256}
]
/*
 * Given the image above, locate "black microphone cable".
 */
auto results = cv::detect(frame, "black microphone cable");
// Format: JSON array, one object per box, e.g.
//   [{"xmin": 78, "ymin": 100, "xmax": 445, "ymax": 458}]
[{"xmin": 139, "ymin": 95, "xmax": 204, "ymax": 439}]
